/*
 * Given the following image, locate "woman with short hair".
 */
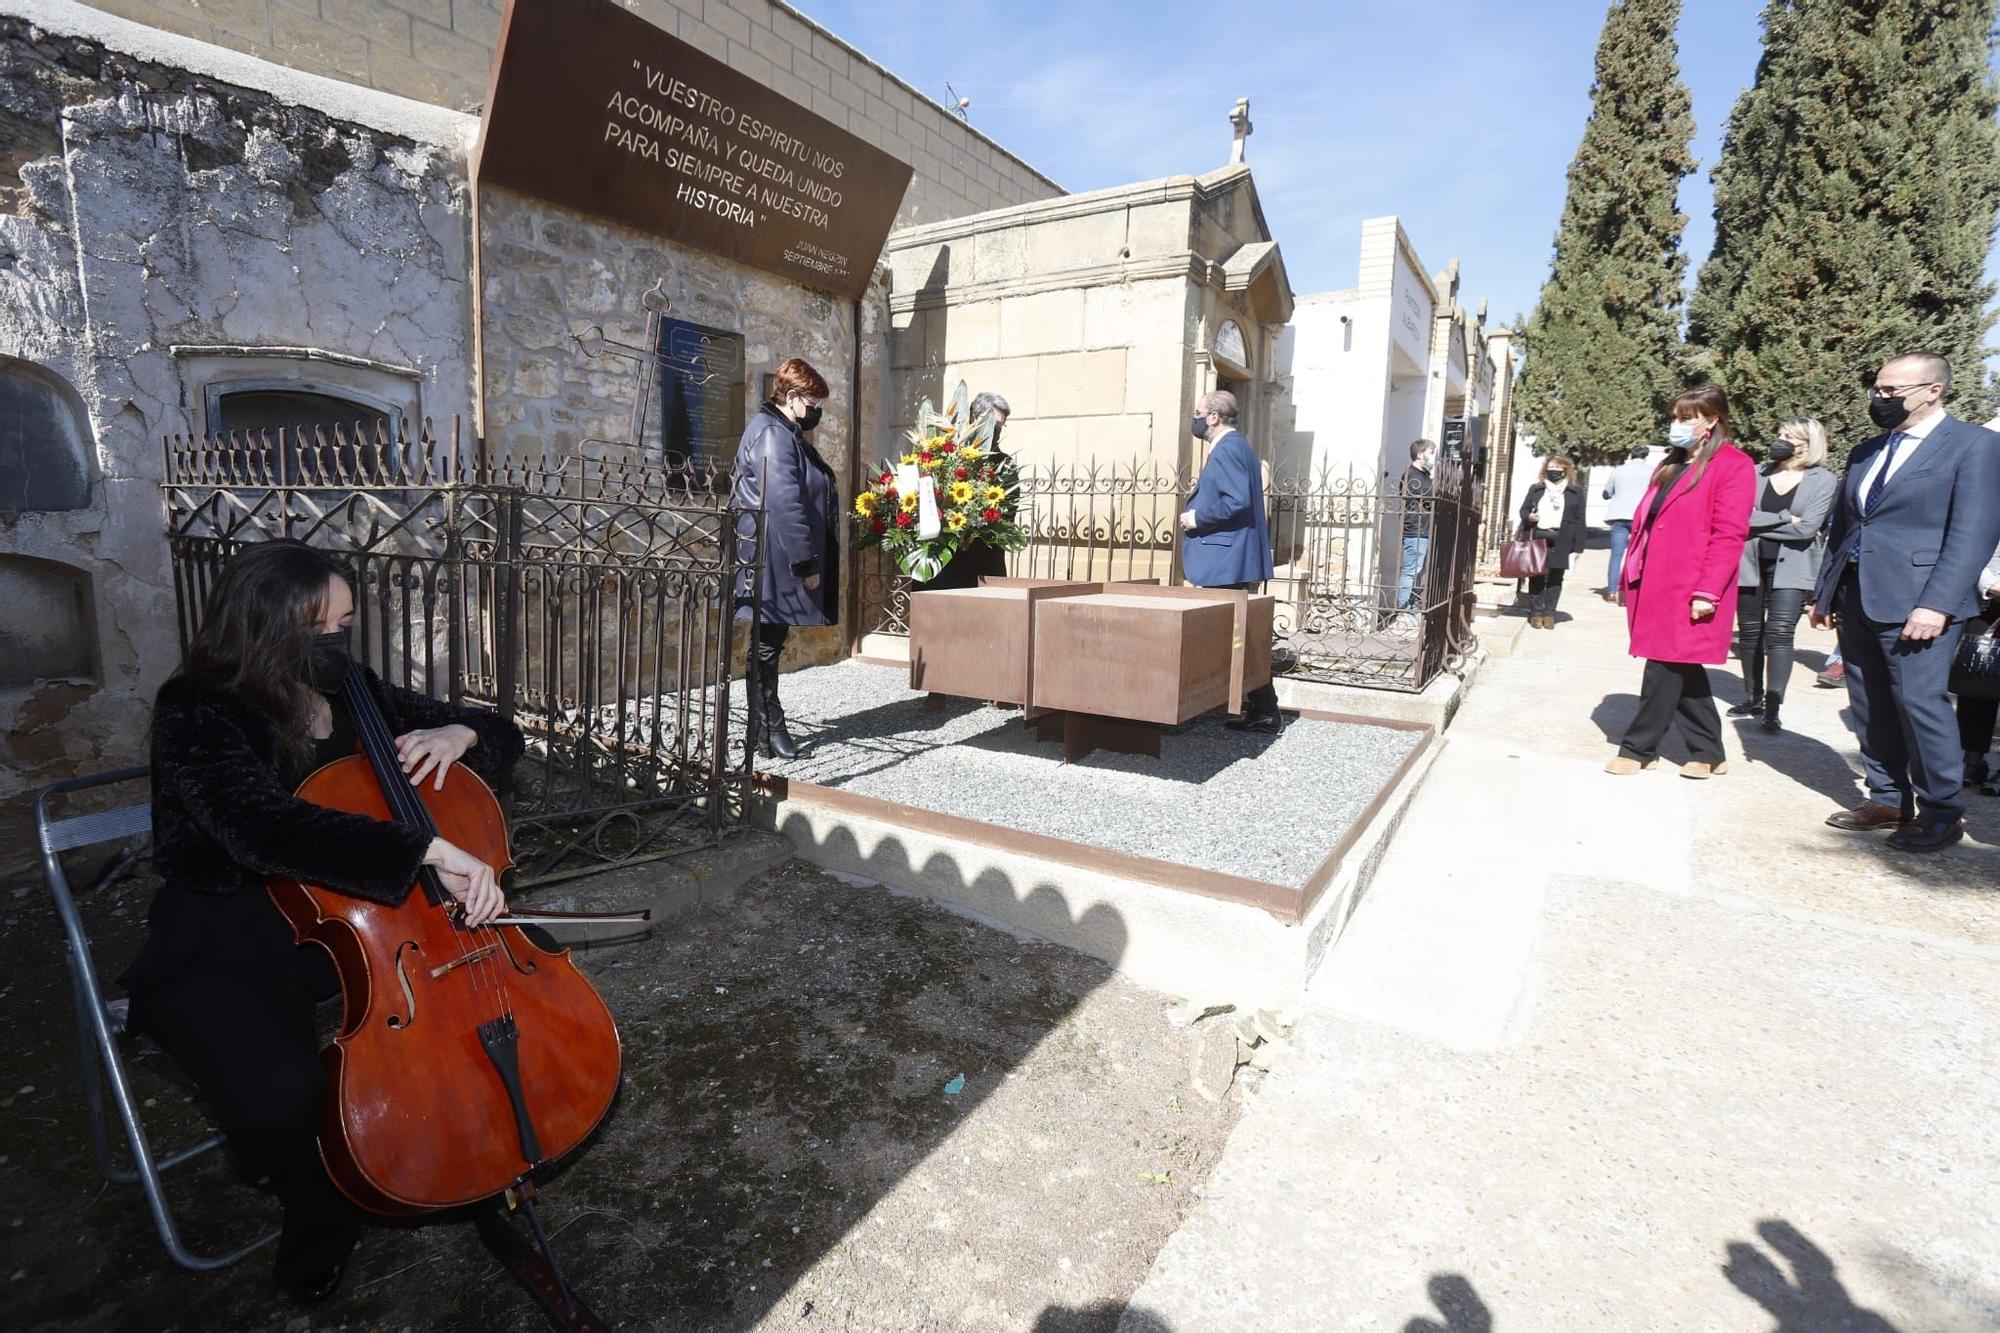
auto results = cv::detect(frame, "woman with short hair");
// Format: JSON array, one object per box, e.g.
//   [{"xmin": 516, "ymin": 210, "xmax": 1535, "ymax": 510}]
[
  {"xmin": 1729, "ymin": 416, "xmax": 1839, "ymax": 732},
  {"xmin": 1607, "ymin": 384, "xmax": 1755, "ymax": 778},
  {"xmin": 730, "ymin": 357, "xmax": 840, "ymax": 760},
  {"xmin": 1517, "ymin": 454, "xmax": 1586, "ymax": 629}
]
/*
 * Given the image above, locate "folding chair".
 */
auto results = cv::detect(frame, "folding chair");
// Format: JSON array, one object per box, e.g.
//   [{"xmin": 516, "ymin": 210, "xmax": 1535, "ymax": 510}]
[{"xmin": 35, "ymin": 766, "xmax": 279, "ymax": 1271}]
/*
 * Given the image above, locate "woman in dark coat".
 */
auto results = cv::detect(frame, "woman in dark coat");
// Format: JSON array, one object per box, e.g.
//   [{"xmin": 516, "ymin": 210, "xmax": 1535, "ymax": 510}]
[
  {"xmin": 730, "ymin": 356, "xmax": 840, "ymax": 759},
  {"xmin": 1518, "ymin": 455, "xmax": 1587, "ymax": 628},
  {"xmin": 124, "ymin": 540, "xmax": 522, "ymax": 1305}
]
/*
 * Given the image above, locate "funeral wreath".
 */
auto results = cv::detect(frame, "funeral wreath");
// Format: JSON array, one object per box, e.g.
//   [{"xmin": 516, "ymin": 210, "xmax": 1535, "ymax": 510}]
[{"xmin": 851, "ymin": 382, "xmax": 1025, "ymax": 582}]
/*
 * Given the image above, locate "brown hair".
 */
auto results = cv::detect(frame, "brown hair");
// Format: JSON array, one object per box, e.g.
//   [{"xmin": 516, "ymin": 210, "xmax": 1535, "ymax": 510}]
[
  {"xmin": 1658, "ymin": 384, "xmax": 1733, "ymax": 493},
  {"xmin": 1544, "ymin": 454, "xmax": 1577, "ymax": 482},
  {"xmin": 769, "ymin": 357, "xmax": 829, "ymax": 404},
  {"xmin": 175, "ymin": 540, "xmax": 352, "ymax": 772}
]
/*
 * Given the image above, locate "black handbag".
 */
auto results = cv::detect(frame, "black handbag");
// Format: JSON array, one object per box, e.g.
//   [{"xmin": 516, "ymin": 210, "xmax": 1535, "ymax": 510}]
[{"xmin": 1951, "ymin": 602, "xmax": 2000, "ymax": 700}]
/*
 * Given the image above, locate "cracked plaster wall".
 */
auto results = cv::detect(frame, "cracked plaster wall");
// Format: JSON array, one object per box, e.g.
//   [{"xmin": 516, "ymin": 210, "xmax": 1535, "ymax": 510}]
[{"xmin": 0, "ymin": 20, "xmax": 473, "ymax": 869}]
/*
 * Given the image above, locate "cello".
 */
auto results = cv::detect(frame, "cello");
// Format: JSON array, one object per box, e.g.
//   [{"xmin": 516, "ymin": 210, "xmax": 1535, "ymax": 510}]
[{"xmin": 269, "ymin": 657, "xmax": 640, "ymax": 1325}]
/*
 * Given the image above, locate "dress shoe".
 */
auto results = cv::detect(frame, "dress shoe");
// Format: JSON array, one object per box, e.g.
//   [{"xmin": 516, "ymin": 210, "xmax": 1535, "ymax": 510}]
[
  {"xmin": 282, "ymin": 1259, "xmax": 347, "ymax": 1305},
  {"xmin": 1727, "ymin": 696, "xmax": 1763, "ymax": 718},
  {"xmin": 1824, "ymin": 801, "xmax": 1910, "ymax": 831},
  {"xmin": 1885, "ymin": 818, "xmax": 1966, "ymax": 854},
  {"xmin": 1681, "ymin": 760, "xmax": 1728, "ymax": 779},
  {"xmin": 1814, "ymin": 661, "xmax": 1845, "ymax": 688},
  {"xmin": 1226, "ymin": 711, "xmax": 1282, "ymax": 734},
  {"xmin": 1604, "ymin": 755, "xmax": 1658, "ymax": 775}
]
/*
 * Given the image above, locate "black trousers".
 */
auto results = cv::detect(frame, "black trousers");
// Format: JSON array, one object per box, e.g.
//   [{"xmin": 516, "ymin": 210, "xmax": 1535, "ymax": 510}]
[
  {"xmin": 1736, "ymin": 568, "xmax": 1807, "ymax": 702},
  {"xmin": 1216, "ymin": 581, "xmax": 1280, "ymax": 716},
  {"xmin": 1620, "ymin": 659, "xmax": 1724, "ymax": 764},
  {"xmin": 1527, "ymin": 568, "xmax": 1565, "ymax": 616},
  {"xmin": 1960, "ymin": 694, "xmax": 1999, "ymax": 756},
  {"xmin": 133, "ymin": 946, "xmax": 362, "ymax": 1280}
]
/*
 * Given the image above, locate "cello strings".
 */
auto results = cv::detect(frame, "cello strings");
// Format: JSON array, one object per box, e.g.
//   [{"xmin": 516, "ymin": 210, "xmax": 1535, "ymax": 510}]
[
  {"xmin": 346, "ymin": 665, "xmax": 491, "ymax": 1006},
  {"xmin": 352, "ymin": 667, "xmax": 517, "ymax": 1021}
]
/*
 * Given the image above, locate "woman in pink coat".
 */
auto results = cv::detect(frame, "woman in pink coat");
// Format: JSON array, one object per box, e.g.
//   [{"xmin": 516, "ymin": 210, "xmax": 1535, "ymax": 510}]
[{"xmin": 1607, "ymin": 384, "xmax": 1755, "ymax": 778}]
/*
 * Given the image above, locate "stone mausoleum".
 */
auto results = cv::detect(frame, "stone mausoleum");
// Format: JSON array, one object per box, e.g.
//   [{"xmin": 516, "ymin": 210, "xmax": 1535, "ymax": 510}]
[{"xmin": 0, "ymin": 0, "xmax": 1519, "ymax": 871}]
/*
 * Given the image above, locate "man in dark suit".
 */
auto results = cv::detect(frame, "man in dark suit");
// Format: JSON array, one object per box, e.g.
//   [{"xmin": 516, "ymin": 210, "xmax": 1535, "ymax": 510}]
[
  {"xmin": 1179, "ymin": 389, "xmax": 1280, "ymax": 732},
  {"xmin": 1811, "ymin": 352, "xmax": 2000, "ymax": 852}
]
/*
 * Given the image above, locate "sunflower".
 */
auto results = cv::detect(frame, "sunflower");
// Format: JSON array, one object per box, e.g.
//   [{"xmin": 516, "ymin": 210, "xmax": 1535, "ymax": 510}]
[
  {"xmin": 923, "ymin": 453, "xmax": 949, "ymax": 471},
  {"xmin": 945, "ymin": 511, "xmax": 968, "ymax": 531},
  {"xmin": 982, "ymin": 485, "xmax": 1007, "ymax": 505},
  {"xmin": 853, "ymin": 491, "xmax": 879, "ymax": 517},
  {"xmin": 957, "ymin": 444, "xmax": 982, "ymax": 460},
  {"xmin": 900, "ymin": 491, "xmax": 920, "ymax": 513},
  {"xmin": 947, "ymin": 480, "xmax": 973, "ymax": 506},
  {"xmin": 899, "ymin": 452, "xmax": 919, "ymax": 466}
]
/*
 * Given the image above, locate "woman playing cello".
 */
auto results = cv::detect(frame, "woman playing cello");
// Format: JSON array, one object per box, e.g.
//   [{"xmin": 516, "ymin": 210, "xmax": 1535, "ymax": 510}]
[{"xmin": 122, "ymin": 540, "xmax": 523, "ymax": 1303}]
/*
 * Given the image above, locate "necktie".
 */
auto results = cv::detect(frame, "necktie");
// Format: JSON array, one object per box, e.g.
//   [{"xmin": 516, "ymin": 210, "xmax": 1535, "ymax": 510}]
[{"xmin": 1862, "ymin": 432, "xmax": 1905, "ymax": 516}]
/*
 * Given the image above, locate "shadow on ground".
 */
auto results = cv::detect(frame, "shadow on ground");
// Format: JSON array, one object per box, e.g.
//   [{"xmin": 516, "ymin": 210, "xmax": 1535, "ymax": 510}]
[
  {"xmin": 4, "ymin": 847, "xmax": 1236, "ymax": 1330},
  {"xmin": 1403, "ymin": 1273, "xmax": 1493, "ymax": 1331},
  {"xmin": 1723, "ymin": 1219, "xmax": 1899, "ymax": 1332}
]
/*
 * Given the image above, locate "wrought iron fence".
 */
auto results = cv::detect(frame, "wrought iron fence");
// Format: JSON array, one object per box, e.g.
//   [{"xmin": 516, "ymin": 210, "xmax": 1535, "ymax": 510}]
[
  {"xmin": 857, "ymin": 456, "xmax": 1482, "ymax": 692},
  {"xmin": 162, "ymin": 420, "xmax": 759, "ymax": 886}
]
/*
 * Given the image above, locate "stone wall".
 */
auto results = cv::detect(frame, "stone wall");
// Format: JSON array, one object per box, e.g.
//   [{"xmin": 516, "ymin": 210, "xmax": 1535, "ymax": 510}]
[
  {"xmin": 478, "ymin": 183, "xmax": 883, "ymax": 668},
  {"xmin": 883, "ymin": 167, "xmax": 1294, "ymax": 476},
  {"xmin": 78, "ymin": 0, "xmax": 1064, "ymax": 227},
  {"xmin": 0, "ymin": 11, "xmax": 475, "ymax": 868}
]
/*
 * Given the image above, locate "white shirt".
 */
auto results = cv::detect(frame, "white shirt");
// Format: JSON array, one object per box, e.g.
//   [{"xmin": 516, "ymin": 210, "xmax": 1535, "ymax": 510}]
[{"xmin": 1856, "ymin": 405, "xmax": 1946, "ymax": 500}]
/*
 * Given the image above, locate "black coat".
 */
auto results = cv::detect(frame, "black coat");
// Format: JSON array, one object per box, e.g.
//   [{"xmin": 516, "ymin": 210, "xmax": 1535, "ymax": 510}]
[
  {"xmin": 1521, "ymin": 481, "xmax": 1587, "ymax": 571},
  {"xmin": 731, "ymin": 403, "xmax": 840, "ymax": 626},
  {"xmin": 124, "ymin": 669, "xmax": 524, "ymax": 999}
]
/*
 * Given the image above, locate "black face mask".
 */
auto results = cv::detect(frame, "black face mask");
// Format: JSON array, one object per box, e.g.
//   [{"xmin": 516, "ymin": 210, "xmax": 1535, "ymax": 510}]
[
  {"xmin": 796, "ymin": 404, "xmax": 823, "ymax": 432},
  {"xmin": 1767, "ymin": 439, "xmax": 1797, "ymax": 463},
  {"xmin": 305, "ymin": 629, "xmax": 351, "ymax": 694},
  {"xmin": 1191, "ymin": 414, "xmax": 1211, "ymax": 441},
  {"xmin": 1545, "ymin": 471, "xmax": 1565, "ymax": 483},
  {"xmin": 1866, "ymin": 393, "xmax": 1911, "ymax": 430}
]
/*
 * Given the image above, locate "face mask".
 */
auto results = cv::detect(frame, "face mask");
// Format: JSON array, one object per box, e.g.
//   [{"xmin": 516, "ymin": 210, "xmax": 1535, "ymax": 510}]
[
  {"xmin": 1545, "ymin": 470, "xmax": 1565, "ymax": 483},
  {"xmin": 796, "ymin": 403, "xmax": 823, "ymax": 431},
  {"xmin": 1767, "ymin": 439, "xmax": 1797, "ymax": 463},
  {"xmin": 1667, "ymin": 420, "xmax": 1698, "ymax": 448},
  {"xmin": 1867, "ymin": 393, "xmax": 1911, "ymax": 430},
  {"xmin": 305, "ymin": 629, "xmax": 351, "ymax": 694},
  {"xmin": 1190, "ymin": 413, "xmax": 1211, "ymax": 441}
]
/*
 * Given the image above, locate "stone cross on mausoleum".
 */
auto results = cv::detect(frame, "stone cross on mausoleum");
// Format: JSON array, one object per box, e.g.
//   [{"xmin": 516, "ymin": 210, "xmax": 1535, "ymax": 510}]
[{"xmin": 1230, "ymin": 98, "xmax": 1253, "ymax": 164}]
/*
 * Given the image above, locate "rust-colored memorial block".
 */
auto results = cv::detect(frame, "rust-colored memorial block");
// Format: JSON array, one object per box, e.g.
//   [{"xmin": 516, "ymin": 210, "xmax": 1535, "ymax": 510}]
[
  {"xmin": 908, "ymin": 581, "xmax": 1275, "ymax": 762},
  {"xmin": 907, "ymin": 580, "xmax": 1097, "ymax": 706}
]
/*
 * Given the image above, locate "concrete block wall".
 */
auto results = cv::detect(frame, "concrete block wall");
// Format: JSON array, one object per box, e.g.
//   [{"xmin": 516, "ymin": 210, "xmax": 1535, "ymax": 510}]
[{"xmin": 80, "ymin": 0, "xmax": 1064, "ymax": 228}]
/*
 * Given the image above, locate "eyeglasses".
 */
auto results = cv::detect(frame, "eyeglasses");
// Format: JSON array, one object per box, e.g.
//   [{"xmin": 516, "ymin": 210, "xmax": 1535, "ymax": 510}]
[{"xmin": 1869, "ymin": 382, "xmax": 1937, "ymax": 398}]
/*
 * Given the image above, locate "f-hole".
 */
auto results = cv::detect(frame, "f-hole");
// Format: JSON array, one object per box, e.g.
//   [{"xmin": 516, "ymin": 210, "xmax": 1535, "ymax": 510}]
[
  {"xmin": 386, "ymin": 940, "xmax": 421, "ymax": 1028},
  {"xmin": 496, "ymin": 928, "xmax": 539, "ymax": 977}
]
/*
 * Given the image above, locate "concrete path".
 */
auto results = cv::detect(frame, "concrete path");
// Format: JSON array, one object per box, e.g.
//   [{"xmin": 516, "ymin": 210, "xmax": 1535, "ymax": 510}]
[{"xmin": 1124, "ymin": 550, "xmax": 2000, "ymax": 1332}]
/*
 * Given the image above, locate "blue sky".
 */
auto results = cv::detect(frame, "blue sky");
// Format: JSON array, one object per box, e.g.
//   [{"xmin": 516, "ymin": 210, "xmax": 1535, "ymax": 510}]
[{"xmin": 794, "ymin": 1, "xmax": 1785, "ymax": 327}]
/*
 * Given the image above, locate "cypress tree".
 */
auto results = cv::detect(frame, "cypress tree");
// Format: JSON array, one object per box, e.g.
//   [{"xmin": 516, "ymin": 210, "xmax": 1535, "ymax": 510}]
[
  {"xmin": 1517, "ymin": 0, "xmax": 1696, "ymax": 463},
  {"xmin": 1688, "ymin": 0, "xmax": 2000, "ymax": 462}
]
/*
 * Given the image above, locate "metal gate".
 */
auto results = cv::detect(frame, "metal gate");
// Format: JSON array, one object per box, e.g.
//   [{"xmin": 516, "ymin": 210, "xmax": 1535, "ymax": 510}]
[{"xmin": 163, "ymin": 420, "xmax": 759, "ymax": 886}]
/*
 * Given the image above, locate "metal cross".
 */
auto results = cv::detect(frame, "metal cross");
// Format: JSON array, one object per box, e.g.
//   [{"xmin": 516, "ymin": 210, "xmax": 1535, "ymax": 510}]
[{"xmin": 573, "ymin": 279, "xmax": 715, "ymax": 453}]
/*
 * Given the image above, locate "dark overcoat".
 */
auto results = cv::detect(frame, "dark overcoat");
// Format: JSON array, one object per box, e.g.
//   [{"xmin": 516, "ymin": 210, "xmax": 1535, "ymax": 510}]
[
  {"xmin": 731, "ymin": 403, "xmax": 840, "ymax": 626},
  {"xmin": 1519, "ymin": 480, "xmax": 1587, "ymax": 571}
]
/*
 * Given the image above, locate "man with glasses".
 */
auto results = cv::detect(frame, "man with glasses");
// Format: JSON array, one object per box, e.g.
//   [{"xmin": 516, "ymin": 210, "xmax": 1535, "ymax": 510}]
[{"xmin": 1810, "ymin": 352, "xmax": 2000, "ymax": 852}]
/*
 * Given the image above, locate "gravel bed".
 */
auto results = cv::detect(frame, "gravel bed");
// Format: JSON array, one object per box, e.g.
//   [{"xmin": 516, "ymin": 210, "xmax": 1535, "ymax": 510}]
[{"xmin": 752, "ymin": 661, "xmax": 1423, "ymax": 886}]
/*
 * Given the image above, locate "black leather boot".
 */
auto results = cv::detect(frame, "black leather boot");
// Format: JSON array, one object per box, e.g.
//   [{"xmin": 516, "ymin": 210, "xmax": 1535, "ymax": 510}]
[
  {"xmin": 754, "ymin": 636, "xmax": 798, "ymax": 761},
  {"xmin": 1760, "ymin": 693, "xmax": 1783, "ymax": 732}
]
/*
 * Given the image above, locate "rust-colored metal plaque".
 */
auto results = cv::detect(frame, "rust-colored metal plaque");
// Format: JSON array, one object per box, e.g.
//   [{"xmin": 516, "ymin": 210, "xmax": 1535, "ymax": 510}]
[
  {"xmin": 1031, "ymin": 594, "xmax": 1240, "ymax": 726},
  {"xmin": 475, "ymin": 0, "xmax": 914, "ymax": 299}
]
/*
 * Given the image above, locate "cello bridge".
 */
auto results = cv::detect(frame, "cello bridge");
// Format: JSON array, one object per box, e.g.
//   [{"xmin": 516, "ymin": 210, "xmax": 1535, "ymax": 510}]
[{"xmin": 430, "ymin": 944, "xmax": 500, "ymax": 979}]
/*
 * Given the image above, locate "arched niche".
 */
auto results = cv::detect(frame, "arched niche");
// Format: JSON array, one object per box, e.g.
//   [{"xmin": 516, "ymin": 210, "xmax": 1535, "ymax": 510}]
[
  {"xmin": 0, "ymin": 358, "xmax": 93, "ymax": 513},
  {"xmin": 0, "ymin": 555, "xmax": 97, "ymax": 689}
]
